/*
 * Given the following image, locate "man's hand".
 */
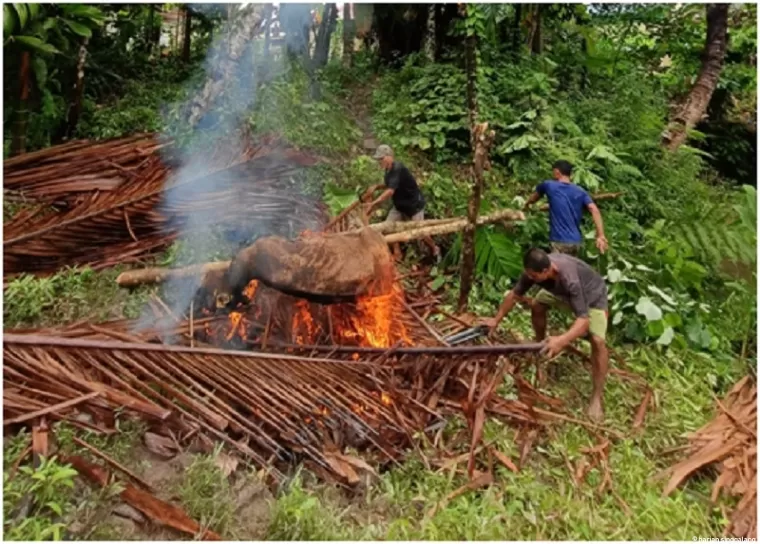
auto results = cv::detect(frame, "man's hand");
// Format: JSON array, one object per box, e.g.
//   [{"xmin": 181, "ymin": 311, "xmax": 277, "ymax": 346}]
[
  {"xmin": 478, "ymin": 317, "xmax": 500, "ymax": 338},
  {"xmin": 596, "ymin": 235, "xmax": 608, "ymax": 254},
  {"xmin": 540, "ymin": 336, "xmax": 566, "ymax": 358}
]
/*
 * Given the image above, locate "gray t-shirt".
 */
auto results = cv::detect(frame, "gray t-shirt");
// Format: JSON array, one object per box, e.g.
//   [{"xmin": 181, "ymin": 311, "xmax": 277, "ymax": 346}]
[{"xmin": 513, "ymin": 253, "xmax": 608, "ymax": 318}]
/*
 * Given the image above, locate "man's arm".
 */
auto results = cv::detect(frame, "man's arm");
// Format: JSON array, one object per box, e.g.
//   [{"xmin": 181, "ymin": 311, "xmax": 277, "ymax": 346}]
[
  {"xmin": 523, "ymin": 191, "xmax": 542, "ymax": 211},
  {"xmin": 369, "ymin": 188, "xmax": 394, "ymax": 208},
  {"xmin": 586, "ymin": 201, "xmax": 608, "ymax": 253},
  {"xmin": 543, "ymin": 275, "xmax": 590, "ymax": 356}
]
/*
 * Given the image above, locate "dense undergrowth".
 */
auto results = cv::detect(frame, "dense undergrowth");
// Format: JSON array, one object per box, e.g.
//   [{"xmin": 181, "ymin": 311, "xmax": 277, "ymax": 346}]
[{"xmin": 3, "ymin": 4, "xmax": 756, "ymax": 541}]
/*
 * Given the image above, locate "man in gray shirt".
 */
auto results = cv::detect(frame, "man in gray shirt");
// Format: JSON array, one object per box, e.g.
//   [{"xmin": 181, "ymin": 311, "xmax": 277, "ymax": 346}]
[{"xmin": 481, "ymin": 248, "xmax": 609, "ymax": 421}]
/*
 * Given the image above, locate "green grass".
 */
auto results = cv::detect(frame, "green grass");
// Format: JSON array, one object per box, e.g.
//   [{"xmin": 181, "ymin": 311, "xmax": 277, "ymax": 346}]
[
  {"xmin": 176, "ymin": 447, "xmax": 238, "ymax": 537},
  {"xmin": 266, "ymin": 339, "xmax": 736, "ymax": 541},
  {"xmin": 3, "ymin": 266, "xmax": 157, "ymax": 330}
]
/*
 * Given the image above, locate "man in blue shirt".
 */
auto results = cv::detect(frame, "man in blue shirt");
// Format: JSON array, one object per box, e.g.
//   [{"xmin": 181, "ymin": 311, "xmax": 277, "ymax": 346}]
[{"xmin": 524, "ymin": 160, "xmax": 608, "ymax": 256}]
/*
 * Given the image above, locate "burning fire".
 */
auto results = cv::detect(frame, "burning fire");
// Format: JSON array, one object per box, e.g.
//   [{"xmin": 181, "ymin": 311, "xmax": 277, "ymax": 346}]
[
  {"xmin": 331, "ymin": 285, "xmax": 412, "ymax": 348},
  {"xmin": 292, "ymin": 299, "xmax": 322, "ymax": 345},
  {"xmin": 205, "ymin": 274, "xmax": 411, "ymax": 350},
  {"xmin": 225, "ymin": 311, "xmax": 247, "ymax": 341},
  {"xmin": 243, "ymin": 280, "xmax": 259, "ymax": 301}
]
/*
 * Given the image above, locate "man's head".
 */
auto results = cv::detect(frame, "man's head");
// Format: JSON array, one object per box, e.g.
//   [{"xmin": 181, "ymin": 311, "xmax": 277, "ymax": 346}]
[
  {"xmin": 373, "ymin": 144, "xmax": 394, "ymax": 169},
  {"xmin": 523, "ymin": 248, "xmax": 555, "ymax": 282},
  {"xmin": 552, "ymin": 159, "xmax": 573, "ymax": 181}
]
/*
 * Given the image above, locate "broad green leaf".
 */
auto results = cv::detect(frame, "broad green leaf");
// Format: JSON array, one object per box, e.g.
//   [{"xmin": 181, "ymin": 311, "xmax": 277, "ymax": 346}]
[
  {"xmin": 46, "ymin": 501, "xmax": 63, "ymax": 516},
  {"xmin": 433, "ymin": 133, "xmax": 445, "ymax": 148},
  {"xmin": 587, "ymin": 145, "xmax": 622, "ymax": 164},
  {"xmin": 635, "ymin": 296, "xmax": 662, "ymax": 322},
  {"xmin": 14, "ymin": 3, "xmax": 28, "ymax": 30},
  {"xmin": 62, "ymin": 18, "xmax": 92, "ymax": 38},
  {"xmin": 612, "ymin": 312, "xmax": 624, "ymax": 325},
  {"xmin": 606, "ymin": 268, "xmax": 622, "ymax": 283},
  {"xmin": 416, "ymin": 137, "xmax": 431, "ymax": 150},
  {"xmin": 42, "ymin": 16, "xmax": 56, "ymax": 31},
  {"xmin": 59, "ymin": 4, "xmax": 105, "ymax": 22},
  {"xmin": 4, "ymin": 4, "xmax": 18, "ymax": 36},
  {"xmin": 647, "ymin": 285, "xmax": 677, "ymax": 306},
  {"xmin": 322, "ymin": 184, "xmax": 357, "ymax": 216},
  {"xmin": 656, "ymin": 327, "xmax": 675, "ymax": 346},
  {"xmin": 14, "ymin": 34, "xmax": 60, "ymax": 54},
  {"xmin": 26, "ymin": 2, "xmax": 39, "ymax": 21}
]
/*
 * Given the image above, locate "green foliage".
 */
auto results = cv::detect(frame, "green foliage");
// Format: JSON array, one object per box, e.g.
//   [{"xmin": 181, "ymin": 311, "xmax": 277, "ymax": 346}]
[
  {"xmin": 3, "ymin": 437, "xmax": 79, "ymax": 542},
  {"xmin": 3, "ymin": 267, "xmax": 154, "ymax": 329},
  {"xmin": 76, "ymin": 76, "xmax": 189, "ymax": 139},
  {"xmin": 177, "ymin": 447, "xmax": 236, "ymax": 536},
  {"xmin": 252, "ymin": 66, "xmax": 362, "ymax": 155},
  {"xmin": 323, "ymin": 183, "xmax": 358, "ymax": 215}
]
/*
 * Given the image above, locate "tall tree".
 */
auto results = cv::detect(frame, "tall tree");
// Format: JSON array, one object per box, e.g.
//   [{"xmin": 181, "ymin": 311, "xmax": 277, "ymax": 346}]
[
  {"xmin": 662, "ymin": 4, "xmax": 730, "ymax": 151},
  {"xmin": 342, "ymin": 3, "xmax": 355, "ymax": 67},
  {"xmin": 65, "ymin": 37, "xmax": 89, "ymax": 139},
  {"xmin": 182, "ymin": 4, "xmax": 264, "ymax": 130},
  {"xmin": 312, "ymin": 3, "xmax": 338, "ymax": 71},
  {"xmin": 458, "ymin": 5, "xmax": 494, "ymax": 312},
  {"xmin": 181, "ymin": 5, "xmax": 192, "ymax": 63}
]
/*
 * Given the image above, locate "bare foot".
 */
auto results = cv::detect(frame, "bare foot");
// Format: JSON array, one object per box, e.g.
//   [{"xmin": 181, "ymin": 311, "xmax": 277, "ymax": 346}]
[{"xmin": 587, "ymin": 400, "xmax": 604, "ymax": 422}]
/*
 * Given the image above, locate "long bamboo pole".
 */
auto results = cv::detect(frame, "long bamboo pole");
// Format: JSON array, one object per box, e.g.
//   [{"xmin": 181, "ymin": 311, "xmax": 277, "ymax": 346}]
[{"xmin": 115, "ymin": 208, "xmax": 525, "ymax": 287}]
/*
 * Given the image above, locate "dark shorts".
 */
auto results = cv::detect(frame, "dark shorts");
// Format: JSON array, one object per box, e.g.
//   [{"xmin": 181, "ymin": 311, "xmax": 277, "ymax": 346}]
[{"xmin": 550, "ymin": 242, "xmax": 580, "ymax": 256}]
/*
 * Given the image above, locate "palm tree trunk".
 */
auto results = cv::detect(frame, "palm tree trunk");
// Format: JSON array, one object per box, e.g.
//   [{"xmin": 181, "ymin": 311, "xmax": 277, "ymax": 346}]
[
  {"xmin": 662, "ymin": 4, "xmax": 729, "ymax": 151},
  {"xmin": 11, "ymin": 51, "xmax": 31, "ymax": 156}
]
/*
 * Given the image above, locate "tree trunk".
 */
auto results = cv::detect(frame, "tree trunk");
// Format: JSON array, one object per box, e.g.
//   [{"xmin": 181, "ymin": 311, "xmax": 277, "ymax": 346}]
[
  {"xmin": 152, "ymin": 5, "xmax": 162, "ymax": 49},
  {"xmin": 146, "ymin": 4, "xmax": 155, "ymax": 54},
  {"xmin": 66, "ymin": 38, "xmax": 89, "ymax": 139},
  {"xmin": 434, "ymin": 4, "xmax": 460, "ymax": 61},
  {"xmin": 184, "ymin": 4, "xmax": 264, "ymax": 130},
  {"xmin": 181, "ymin": 5, "xmax": 192, "ymax": 63},
  {"xmin": 511, "ymin": 5, "xmax": 522, "ymax": 58},
  {"xmin": 458, "ymin": 6, "xmax": 482, "ymax": 313},
  {"xmin": 528, "ymin": 5, "xmax": 542, "ymax": 55},
  {"xmin": 11, "ymin": 50, "xmax": 31, "ymax": 156},
  {"xmin": 312, "ymin": 3, "xmax": 337, "ymax": 71},
  {"xmin": 174, "ymin": 6, "xmax": 182, "ymax": 54},
  {"xmin": 342, "ymin": 3, "xmax": 354, "ymax": 67},
  {"xmin": 662, "ymin": 4, "xmax": 729, "ymax": 152}
]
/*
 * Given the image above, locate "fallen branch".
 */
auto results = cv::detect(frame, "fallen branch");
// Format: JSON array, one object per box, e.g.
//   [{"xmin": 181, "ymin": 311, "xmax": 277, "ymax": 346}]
[
  {"xmin": 63, "ymin": 455, "xmax": 221, "ymax": 540},
  {"xmin": 72, "ymin": 436, "xmax": 155, "ymax": 492}
]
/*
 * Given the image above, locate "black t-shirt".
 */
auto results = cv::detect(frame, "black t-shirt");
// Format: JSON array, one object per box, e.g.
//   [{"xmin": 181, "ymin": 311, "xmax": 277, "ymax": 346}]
[{"xmin": 384, "ymin": 161, "xmax": 425, "ymax": 216}]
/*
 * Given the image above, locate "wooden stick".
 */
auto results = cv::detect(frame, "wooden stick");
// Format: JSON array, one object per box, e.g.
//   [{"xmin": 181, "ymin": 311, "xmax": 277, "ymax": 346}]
[
  {"xmin": 401, "ymin": 299, "xmax": 449, "ymax": 347},
  {"xmin": 4, "ymin": 392, "xmax": 101, "ymax": 426},
  {"xmin": 72, "ymin": 436, "xmax": 155, "ymax": 492}
]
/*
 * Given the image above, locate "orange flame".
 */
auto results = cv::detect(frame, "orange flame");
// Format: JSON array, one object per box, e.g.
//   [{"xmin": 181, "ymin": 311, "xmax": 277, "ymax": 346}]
[
  {"xmin": 291, "ymin": 299, "xmax": 322, "ymax": 344},
  {"xmin": 331, "ymin": 284, "xmax": 412, "ymax": 348},
  {"xmin": 243, "ymin": 280, "xmax": 259, "ymax": 301},
  {"xmin": 225, "ymin": 311, "xmax": 247, "ymax": 341}
]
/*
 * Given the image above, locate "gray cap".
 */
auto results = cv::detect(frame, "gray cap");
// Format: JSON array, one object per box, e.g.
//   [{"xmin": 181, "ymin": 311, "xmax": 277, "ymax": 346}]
[{"xmin": 372, "ymin": 144, "xmax": 393, "ymax": 160}]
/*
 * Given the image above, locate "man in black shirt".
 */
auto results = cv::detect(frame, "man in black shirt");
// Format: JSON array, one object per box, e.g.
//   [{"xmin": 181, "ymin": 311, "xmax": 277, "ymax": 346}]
[{"xmin": 363, "ymin": 144, "xmax": 440, "ymax": 261}]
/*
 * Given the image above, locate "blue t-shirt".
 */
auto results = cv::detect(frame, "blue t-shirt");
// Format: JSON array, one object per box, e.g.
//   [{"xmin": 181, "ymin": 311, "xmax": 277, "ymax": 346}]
[{"xmin": 536, "ymin": 180, "xmax": 593, "ymax": 244}]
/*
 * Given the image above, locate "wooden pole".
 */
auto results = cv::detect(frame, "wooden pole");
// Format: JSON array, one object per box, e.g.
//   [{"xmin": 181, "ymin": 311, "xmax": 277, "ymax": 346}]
[{"xmin": 115, "ymin": 209, "xmax": 525, "ymax": 288}]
